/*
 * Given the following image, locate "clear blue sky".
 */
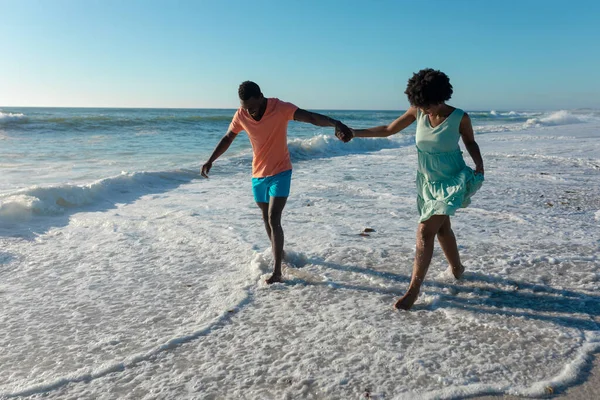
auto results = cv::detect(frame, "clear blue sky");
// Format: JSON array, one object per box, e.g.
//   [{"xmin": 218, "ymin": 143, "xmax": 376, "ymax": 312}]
[{"xmin": 1, "ymin": 0, "xmax": 599, "ymax": 110}]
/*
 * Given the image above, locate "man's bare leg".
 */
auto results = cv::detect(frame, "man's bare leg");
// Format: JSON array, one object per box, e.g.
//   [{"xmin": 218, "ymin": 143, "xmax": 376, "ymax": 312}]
[
  {"xmin": 395, "ymin": 215, "xmax": 447, "ymax": 310},
  {"xmin": 257, "ymin": 202, "xmax": 272, "ymax": 240},
  {"xmin": 436, "ymin": 216, "xmax": 464, "ymax": 279},
  {"xmin": 257, "ymin": 201, "xmax": 285, "ymax": 261},
  {"xmin": 265, "ymin": 196, "xmax": 287, "ymax": 284}
]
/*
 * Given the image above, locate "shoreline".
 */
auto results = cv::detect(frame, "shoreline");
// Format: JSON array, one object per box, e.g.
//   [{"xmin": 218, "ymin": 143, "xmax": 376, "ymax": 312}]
[{"xmin": 472, "ymin": 340, "xmax": 600, "ymax": 399}]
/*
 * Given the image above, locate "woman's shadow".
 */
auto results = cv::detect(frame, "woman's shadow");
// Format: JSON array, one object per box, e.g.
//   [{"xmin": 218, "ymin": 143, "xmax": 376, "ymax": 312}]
[
  {"xmin": 291, "ymin": 257, "xmax": 600, "ymax": 396},
  {"xmin": 301, "ymin": 257, "xmax": 600, "ymax": 332}
]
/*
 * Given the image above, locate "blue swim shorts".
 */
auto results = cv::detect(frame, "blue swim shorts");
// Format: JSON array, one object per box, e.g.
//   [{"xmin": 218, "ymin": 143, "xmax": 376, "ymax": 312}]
[{"xmin": 252, "ymin": 169, "xmax": 292, "ymax": 203}]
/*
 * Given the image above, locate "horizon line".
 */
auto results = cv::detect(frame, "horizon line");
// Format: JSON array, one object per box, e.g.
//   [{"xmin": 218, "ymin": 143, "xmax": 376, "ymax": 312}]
[
  {"xmin": 1, "ymin": 105, "xmax": 590, "ymax": 112},
  {"xmin": 0, "ymin": 105, "xmax": 402, "ymax": 112}
]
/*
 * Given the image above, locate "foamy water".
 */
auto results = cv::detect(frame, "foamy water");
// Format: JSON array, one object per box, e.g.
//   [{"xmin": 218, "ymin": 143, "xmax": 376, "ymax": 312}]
[{"xmin": 0, "ymin": 108, "xmax": 599, "ymax": 399}]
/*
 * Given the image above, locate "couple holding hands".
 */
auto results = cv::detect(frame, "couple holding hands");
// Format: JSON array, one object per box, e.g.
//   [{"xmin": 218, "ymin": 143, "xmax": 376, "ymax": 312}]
[{"xmin": 201, "ymin": 69, "xmax": 484, "ymax": 310}]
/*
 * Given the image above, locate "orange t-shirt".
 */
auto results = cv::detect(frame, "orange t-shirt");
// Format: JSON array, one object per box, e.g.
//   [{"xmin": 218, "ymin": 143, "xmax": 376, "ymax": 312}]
[{"xmin": 229, "ymin": 98, "xmax": 298, "ymax": 178}]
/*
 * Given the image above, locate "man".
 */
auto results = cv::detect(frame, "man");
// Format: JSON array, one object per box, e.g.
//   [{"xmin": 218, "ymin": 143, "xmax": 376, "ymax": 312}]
[{"xmin": 201, "ymin": 81, "xmax": 352, "ymax": 284}]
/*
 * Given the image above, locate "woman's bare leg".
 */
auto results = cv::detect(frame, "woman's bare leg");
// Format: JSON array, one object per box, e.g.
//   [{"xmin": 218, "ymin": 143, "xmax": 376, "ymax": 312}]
[
  {"xmin": 395, "ymin": 215, "xmax": 447, "ymax": 310},
  {"xmin": 436, "ymin": 216, "xmax": 464, "ymax": 279}
]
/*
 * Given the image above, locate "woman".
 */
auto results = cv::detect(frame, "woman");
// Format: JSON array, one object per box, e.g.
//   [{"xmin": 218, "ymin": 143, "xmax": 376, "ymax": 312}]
[{"xmin": 351, "ymin": 68, "xmax": 484, "ymax": 310}]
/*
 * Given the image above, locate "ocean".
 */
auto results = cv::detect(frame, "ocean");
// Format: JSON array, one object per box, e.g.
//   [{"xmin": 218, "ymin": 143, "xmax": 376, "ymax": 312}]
[{"xmin": 1, "ymin": 106, "xmax": 599, "ymax": 399}]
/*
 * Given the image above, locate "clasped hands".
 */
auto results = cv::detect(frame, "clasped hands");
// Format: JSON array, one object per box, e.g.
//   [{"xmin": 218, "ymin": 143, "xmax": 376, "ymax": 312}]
[{"xmin": 334, "ymin": 121, "xmax": 354, "ymax": 143}]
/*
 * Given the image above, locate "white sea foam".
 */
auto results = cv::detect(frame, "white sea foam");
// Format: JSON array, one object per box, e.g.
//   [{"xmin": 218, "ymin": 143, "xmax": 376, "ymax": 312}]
[
  {"xmin": 475, "ymin": 124, "xmax": 528, "ymax": 134},
  {"xmin": 487, "ymin": 110, "xmax": 537, "ymax": 118},
  {"xmin": 288, "ymin": 133, "xmax": 410, "ymax": 160},
  {"xmin": 0, "ymin": 111, "xmax": 26, "ymax": 122},
  {"xmin": 475, "ymin": 110, "xmax": 596, "ymax": 134},
  {"xmin": 0, "ymin": 170, "xmax": 199, "ymax": 223},
  {"xmin": 525, "ymin": 110, "xmax": 583, "ymax": 127}
]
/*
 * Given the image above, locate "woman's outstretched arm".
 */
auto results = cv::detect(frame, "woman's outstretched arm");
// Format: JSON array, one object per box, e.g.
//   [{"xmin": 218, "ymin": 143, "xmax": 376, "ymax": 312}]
[{"xmin": 352, "ymin": 107, "xmax": 418, "ymax": 138}]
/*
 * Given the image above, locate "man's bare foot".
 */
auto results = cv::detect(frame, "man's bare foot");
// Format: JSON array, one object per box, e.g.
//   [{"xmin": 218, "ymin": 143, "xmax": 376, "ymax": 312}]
[
  {"xmin": 265, "ymin": 274, "xmax": 283, "ymax": 284},
  {"xmin": 394, "ymin": 291, "xmax": 419, "ymax": 310},
  {"xmin": 451, "ymin": 264, "xmax": 465, "ymax": 279}
]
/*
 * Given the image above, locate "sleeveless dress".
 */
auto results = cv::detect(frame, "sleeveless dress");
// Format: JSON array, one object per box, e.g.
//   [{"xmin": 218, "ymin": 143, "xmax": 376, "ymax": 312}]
[{"xmin": 415, "ymin": 108, "xmax": 484, "ymax": 222}]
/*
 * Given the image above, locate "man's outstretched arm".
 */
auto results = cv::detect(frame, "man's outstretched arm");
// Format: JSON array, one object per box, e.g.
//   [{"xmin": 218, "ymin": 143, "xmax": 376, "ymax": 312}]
[
  {"xmin": 293, "ymin": 109, "xmax": 353, "ymax": 142},
  {"xmin": 201, "ymin": 130, "xmax": 238, "ymax": 178}
]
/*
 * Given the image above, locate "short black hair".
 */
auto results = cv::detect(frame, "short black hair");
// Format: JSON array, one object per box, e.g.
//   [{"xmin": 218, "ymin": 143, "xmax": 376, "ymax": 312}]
[
  {"xmin": 238, "ymin": 81, "xmax": 262, "ymax": 101},
  {"xmin": 404, "ymin": 69, "xmax": 453, "ymax": 107}
]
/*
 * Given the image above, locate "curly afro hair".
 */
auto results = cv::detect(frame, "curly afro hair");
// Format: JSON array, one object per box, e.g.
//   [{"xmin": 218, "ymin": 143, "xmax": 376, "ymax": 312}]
[
  {"xmin": 404, "ymin": 69, "xmax": 453, "ymax": 107},
  {"xmin": 238, "ymin": 81, "xmax": 262, "ymax": 101}
]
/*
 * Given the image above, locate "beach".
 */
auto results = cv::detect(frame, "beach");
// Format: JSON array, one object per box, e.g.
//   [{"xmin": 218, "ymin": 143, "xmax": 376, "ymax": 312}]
[{"xmin": 1, "ymin": 108, "xmax": 599, "ymax": 399}]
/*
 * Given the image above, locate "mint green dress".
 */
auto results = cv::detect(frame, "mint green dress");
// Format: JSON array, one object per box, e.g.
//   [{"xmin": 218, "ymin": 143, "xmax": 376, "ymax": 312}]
[{"xmin": 415, "ymin": 108, "xmax": 483, "ymax": 222}]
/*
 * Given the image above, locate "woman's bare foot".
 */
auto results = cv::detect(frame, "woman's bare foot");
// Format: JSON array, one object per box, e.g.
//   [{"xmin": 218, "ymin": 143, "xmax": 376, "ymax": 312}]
[
  {"xmin": 394, "ymin": 291, "xmax": 419, "ymax": 310},
  {"xmin": 451, "ymin": 264, "xmax": 465, "ymax": 279},
  {"xmin": 265, "ymin": 274, "xmax": 283, "ymax": 284}
]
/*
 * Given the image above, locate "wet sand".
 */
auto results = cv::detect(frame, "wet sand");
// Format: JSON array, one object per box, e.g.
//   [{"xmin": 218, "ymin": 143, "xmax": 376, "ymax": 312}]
[{"xmin": 473, "ymin": 353, "xmax": 600, "ymax": 399}]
